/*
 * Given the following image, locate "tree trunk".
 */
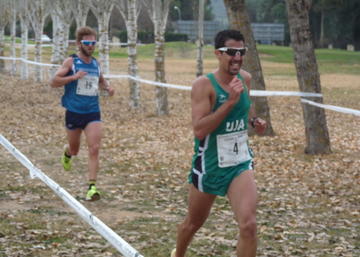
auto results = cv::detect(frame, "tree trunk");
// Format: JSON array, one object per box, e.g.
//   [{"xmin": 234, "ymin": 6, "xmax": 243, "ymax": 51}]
[
  {"xmin": 27, "ymin": 0, "xmax": 47, "ymax": 82},
  {"xmin": 64, "ymin": 24, "xmax": 70, "ymax": 50},
  {"xmin": 34, "ymin": 32, "xmax": 43, "ymax": 82},
  {"xmin": 97, "ymin": 21, "xmax": 111, "ymax": 74},
  {"xmin": 53, "ymin": 1, "xmax": 73, "ymax": 64},
  {"xmin": 90, "ymin": 0, "xmax": 114, "ymax": 75},
  {"xmin": 151, "ymin": 0, "xmax": 171, "ymax": 115},
  {"xmin": 71, "ymin": 0, "xmax": 89, "ymax": 29},
  {"xmin": 223, "ymin": 0, "xmax": 275, "ymax": 136},
  {"xmin": 20, "ymin": 17, "xmax": 29, "ymax": 80},
  {"xmin": 0, "ymin": 3, "xmax": 9, "ymax": 72},
  {"xmin": 319, "ymin": 9, "xmax": 325, "ymax": 47},
  {"xmin": 154, "ymin": 32, "xmax": 168, "ymax": 115},
  {"xmin": 10, "ymin": 7, "xmax": 17, "ymax": 76},
  {"xmin": 59, "ymin": 22, "xmax": 67, "ymax": 61},
  {"xmin": 196, "ymin": 0, "xmax": 205, "ymax": 77},
  {"xmin": 126, "ymin": 0, "xmax": 140, "ymax": 108},
  {"xmin": 51, "ymin": 14, "xmax": 61, "ymax": 64},
  {"xmin": 286, "ymin": 0, "xmax": 331, "ymax": 154},
  {"xmin": 0, "ymin": 27, "xmax": 5, "ymax": 71}
]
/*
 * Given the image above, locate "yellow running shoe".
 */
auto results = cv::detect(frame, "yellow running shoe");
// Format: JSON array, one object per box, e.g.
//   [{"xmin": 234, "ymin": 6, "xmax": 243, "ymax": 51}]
[
  {"xmin": 86, "ymin": 185, "xmax": 100, "ymax": 201},
  {"xmin": 61, "ymin": 149, "xmax": 72, "ymax": 171},
  {"xmin": 170, "ymin": 248, "xmax": 176, "ymax": 257}
]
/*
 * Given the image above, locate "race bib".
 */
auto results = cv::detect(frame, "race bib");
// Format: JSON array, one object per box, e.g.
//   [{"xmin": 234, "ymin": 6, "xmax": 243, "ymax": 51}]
[
  {"xmin": 76, "ymin": 75, "xmax": 99, "ymax": 96},
  {"xmin": 217, "ymin": 130, "xmax": 251, "ymax": 168}
]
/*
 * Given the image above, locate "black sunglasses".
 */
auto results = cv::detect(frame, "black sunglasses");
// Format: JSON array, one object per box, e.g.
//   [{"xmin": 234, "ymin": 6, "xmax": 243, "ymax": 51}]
[{"xmin": 218, "ymin": 47, "xmax": 247, "ymax": 57}]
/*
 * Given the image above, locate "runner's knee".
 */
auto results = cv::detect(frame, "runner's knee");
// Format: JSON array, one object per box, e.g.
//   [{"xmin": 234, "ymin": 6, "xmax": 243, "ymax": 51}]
[
  {"xmin": 181, "ymin": 216, "xmax": 206, "ymax": 233},
  {"xmin": 239, "ymin": 217, "xmax": 257, "ymax": 239},
  {"xmin": 88, "ymin": 143, "xmax": 100, "ymax": 157}
]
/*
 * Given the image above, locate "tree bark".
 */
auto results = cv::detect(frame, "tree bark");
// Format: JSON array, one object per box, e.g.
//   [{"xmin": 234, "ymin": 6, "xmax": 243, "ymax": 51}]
[
  {"xmin": 27, "ymin": 0, "xmax": 47, "ymax": 82},
  {"xmin": 319, "ymin": 9, "xmax": 325, "ymax": 47},
  {"xmin": 18, "ymin": 0, "xmax": 30, "ymax": 79},
  {"xmin": 0, "ymin": 2, "xmax": 9, "ymax": 72},
  {"xmin": 154, "ymin": 31, "xmax": 168, "ymax": 115},
  {"xmin": 50, "ymin": 14, "xmax": 61, "ymax": 65},
  {"xmin": 10, "ymin": 6, "xmax": 16, "ymax": 76},
  {"xmin": 196, "ymin": 0, "xmax": 205, "ymax": 77},
  {"xmin": 0, "ymin": 27, "xmax": 5, "ymax": 71},
  {"xmin": 117, "ymin": 0, "xmax": 141, "ymax": 109},
  {"xmin": 143, "ymin": 0, "xmax": 172, "ymax": 115},
  {"xmin": 90, "ymin": 0, "xmax": 114, "ymax": 75},
  {"xmin": 70, "ymin": 0, "xmax": 89, "ymax": 29},
  {"xmin": 223, "ymin": 0, "xmax": 275, "ymax": 136},
  {"xmin": 286, "ymin": 0, "xmax": 331, "ymax": 154},
  {"xmin": 19, "ymin": 16, "xmax": 29, "ymax": 80},
  {"xmin": 53, "ymin": 0, "xmax": 73, "ymax": 64}
]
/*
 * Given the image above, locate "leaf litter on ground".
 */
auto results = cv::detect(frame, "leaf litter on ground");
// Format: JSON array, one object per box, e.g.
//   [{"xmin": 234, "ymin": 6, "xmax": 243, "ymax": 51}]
[{"xmin": 0, "ymin": 69, "xmax": 359, "ymax": 257}]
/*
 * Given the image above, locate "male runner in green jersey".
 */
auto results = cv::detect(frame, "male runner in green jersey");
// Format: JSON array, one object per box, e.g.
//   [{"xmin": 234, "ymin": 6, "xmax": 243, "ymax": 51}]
[{"xmin": 171, "ymin": 30, "xmax": 266, "ymax": 257}]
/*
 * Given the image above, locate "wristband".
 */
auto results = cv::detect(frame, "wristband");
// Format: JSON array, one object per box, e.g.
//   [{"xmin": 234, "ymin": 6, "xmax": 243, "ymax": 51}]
[{"xmin": 250, "ymin": 117, "xmax": 258, "ymax": 128}]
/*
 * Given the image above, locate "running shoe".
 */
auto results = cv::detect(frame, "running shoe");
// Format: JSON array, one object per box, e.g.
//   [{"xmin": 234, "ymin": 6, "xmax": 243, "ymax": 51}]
[
  {"xmin": 61, "ymin": 148, "xmax": 72, "ymax": 171},
  {"xmin": 86, "ymin": 185, "xmax": 101, "ymax": 201},
  {"xmin": 170, "ymin": 248, "xmax": 176, "ymax": 257}
]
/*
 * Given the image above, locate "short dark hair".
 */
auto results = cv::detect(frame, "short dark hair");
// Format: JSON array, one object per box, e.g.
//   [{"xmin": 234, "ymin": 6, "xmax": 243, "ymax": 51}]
[
  {"xmin": 214, "ymin": 30, "xmax": 245, "ymax": 49},
  {"xmin": 76, "ymin": 26, "xmax": 97, "ymax": 42}
]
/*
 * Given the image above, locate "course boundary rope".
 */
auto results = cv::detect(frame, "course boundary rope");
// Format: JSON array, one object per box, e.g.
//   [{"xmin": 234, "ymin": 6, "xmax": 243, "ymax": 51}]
[
  {"xmin": 1, "ymin": 56, "xmax": 360, "ymax": 116},
  {"xmin": 0, "ymin": 56, "xmax": 322, "ymax": 97},
  {"xmin": 301, "ymin": 99, "xmax": 360, "ymax": 116},
  {"xmin": 0, "ymin": 134, "xmax": 144, "ymax": 257}
]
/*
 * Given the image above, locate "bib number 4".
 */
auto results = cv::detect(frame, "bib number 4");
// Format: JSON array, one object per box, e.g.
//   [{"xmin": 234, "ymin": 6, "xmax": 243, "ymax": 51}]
[{"xmin": 217, "ymin": 130, "xmax": 251, "ymax": 168}]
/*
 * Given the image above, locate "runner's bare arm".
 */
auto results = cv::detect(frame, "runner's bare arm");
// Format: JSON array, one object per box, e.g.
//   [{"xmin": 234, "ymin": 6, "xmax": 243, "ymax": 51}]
[
  {"xmin": 99, "ymin": 73, "xmax": 115, "ymax": 96},
  {"xmin": 240, "ymin": 69, "xmax": 256, "ymax": 119},
  {"xmin": 192, "ymin": 76, "xmax": 241, "ymax": 140},
  {"xmin": 50, "ymin": 58, "xmax": 86, "ymax": 88},
  {"xmin": 99, "ymin": 73, "xmax": 108, "ymax": 89},
  {"xmin": 240, "ymin": 69, "xmax": 267, "ymax": 134}
]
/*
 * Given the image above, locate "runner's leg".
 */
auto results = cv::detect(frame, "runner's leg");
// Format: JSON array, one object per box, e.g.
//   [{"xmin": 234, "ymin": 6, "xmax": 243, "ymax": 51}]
[
  {"xmin": 66, "ymin": 128, "xmax": 82, "ymax": 156},
  {"xmin": 175, "ymin": 184, "xmax": 217, "ymax": 257},
  {"xmin": 227, "ymin": 170, "xmax": 257, "ymax": 257},
  {"xmin": 83, "ymin": 121, "xmax": 102, "ymax": 181}
]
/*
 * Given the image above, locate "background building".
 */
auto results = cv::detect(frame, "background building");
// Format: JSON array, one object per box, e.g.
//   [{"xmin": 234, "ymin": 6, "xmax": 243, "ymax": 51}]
[{"xmin": 173, "ymin": 0, "xmax": 284, "ymax": 45}]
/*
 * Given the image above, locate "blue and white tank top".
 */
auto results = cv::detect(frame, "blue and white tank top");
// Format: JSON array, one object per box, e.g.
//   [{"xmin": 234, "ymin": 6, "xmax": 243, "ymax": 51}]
[{"xmin": 61, "ymin": 54, "xmax": 101, "ymax": 114}]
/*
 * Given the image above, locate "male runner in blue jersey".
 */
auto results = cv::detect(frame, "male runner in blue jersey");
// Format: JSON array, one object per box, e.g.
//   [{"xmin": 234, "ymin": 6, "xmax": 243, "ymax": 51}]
[
  {"xmin": 50, "ymin": 26, "xmax": 114, "ymax": 201},
  {"xmin": 172, "ymin": 30, "xmax": 266, "ymax": 257}
]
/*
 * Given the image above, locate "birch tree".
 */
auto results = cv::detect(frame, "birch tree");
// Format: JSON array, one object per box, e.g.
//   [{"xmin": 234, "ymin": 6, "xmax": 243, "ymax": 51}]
[
  {"xmin": 0, "ymin": 0, "xmax": 10, "ymax": 72},
  {"xmin": 223, "ymin": 0, "xmax": 275, "ymax": 136},
  {"xmin": 286, "ymin": 0, "xmax": 331, "ymax": 154},
  {"xmin": 116, "ymin": 0, "xmax": 141, "ymax": 108},
  {"xmin": 70, "ymin": 0, "xmax": 90, "ymax": 29},
  {"xmin": 196, "ymin": 0, "xmax": 205, "ymax": 77},
  {"xmin": 143, "ymin": 0, "xmax": 172, "ymax": 115},
  {"xmin": 90, "ymin": 0, "xmax": 115, "ymax": 75},
  {"xmin": 18, "ymin": 0, "xmax": 31, "ymax": 79},
  {"xmin": 50, "ymin": 13, "xmax": 61, "ymax": 65},
  {"xmin": 27, "ymin": 0, "xmax": 48, "ymax": 82},
  {"xmin": 10, "ymin": 1, "xmax": 17, "ymax": 75},
  {"xmin": 51, "ymin": 0, "xmax": 73, "ymax": 64}
]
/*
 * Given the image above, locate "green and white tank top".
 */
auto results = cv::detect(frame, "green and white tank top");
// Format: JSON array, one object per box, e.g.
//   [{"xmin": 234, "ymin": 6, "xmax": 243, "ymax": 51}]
[{"xmin": 191, "ymin": 73, "xmax": 252, "ymax": 176}]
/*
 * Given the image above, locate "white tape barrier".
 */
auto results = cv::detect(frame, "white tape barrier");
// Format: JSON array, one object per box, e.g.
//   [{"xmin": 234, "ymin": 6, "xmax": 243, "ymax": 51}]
[
  {"xmin": 106, "ymin": 74, "xmax": 324, "ymax": 97},
  {"xmin": 1, "ymin": 56, "xmax": 322, "ymax": 97},
  {"xmin": 106, "ymin": 74, "xmax": 193, "ymax": 91},
  {"xmin": 0, "ymin": 134, "xmax": 144, "ymax": 257},
  {"xmin": 301, "ymin": 99, "xmax": 360, "ymax": 117},
  {"xmin": 3, "ymin": 56, "xmax": 360, "ymax": 114},
  {"xmin": 0, "ymin": 56, "xmax": 60, "ymax": 67}
]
